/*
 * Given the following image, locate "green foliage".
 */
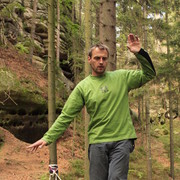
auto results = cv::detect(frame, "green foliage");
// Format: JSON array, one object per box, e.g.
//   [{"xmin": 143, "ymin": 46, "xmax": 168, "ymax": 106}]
[
  {"xmin": 60, "ymin": 0, "xmax": 73, "ymax": 9},
  {"xmin": 0, "ymin": 67, "xmax": 46, "ymax": 106},
  {"xmin": 15, "ymin": 42, "xmax": 29, "ymax": 54},
  {"xmin": 0, "ymin": 68, "xmax": 19, "ymax": 91},
  {"xmin": 60, "ymin": 15, "xmax": 80, "ymax": 41},
  {"xmin": 61, "ymin": 159, "xmax": 84, "ymax": 179},
  {"xmin": 0, "ymin": 129, "xmax": 5, "ymax": 150},
  {"xmin": 158, "ymin": 120, "xmax": 180, "ymax": 163},
  {"xmin": 169, "ymin": 20, "xmax": 180, "ymax": 53},
  {"xmin": 0, "ymin": 2, "xmax": 24, "ymax": 18},
  {"xmin": 150, "ymin": 119, "xmax": 180, "ymax": 177},
  {"xmin": 15, "ymin": 36, "xmax": 43, "ymax": 55},
  {"xmin": 129, "ymin": 169, "xmax": 144, "ymax": 179},
  {"xmin": 129, "ymin": 146, "xmax": 147, "ymax": 179},
  {"xmin": 39, "ymin": 0, "xmax": 47, "ymax": 5},
  {"xmin": 152, "ymin": 18, "xmax": 167, "ymax": 41},
  {"xmin": 40, "ymin": 173, "xmax": 49, "ymax": 180},
  {"xmin": 71, "ymin": 159, "xmax": 84, "ymax": 177}
]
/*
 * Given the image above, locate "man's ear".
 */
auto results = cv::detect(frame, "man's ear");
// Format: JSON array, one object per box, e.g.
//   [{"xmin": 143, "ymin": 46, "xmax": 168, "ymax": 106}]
[{"xmin": 88, "ymin": 56, "xmax": 91, "ymax": 63}]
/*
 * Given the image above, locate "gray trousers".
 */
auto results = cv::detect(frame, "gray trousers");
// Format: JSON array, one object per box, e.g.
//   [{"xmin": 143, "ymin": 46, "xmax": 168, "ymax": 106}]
[{"xmin": 88, "ymin": 139, "xmax": 135, "ymax": 180}]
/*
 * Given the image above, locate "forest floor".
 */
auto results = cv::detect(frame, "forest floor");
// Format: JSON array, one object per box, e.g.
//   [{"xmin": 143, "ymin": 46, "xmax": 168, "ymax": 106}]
[
  {"xmin": 0, "ymin": 45, "xmax": 84, "ymax": 179},
  {"xmin": 0, "ymin": 126, "xmax": 84, "ymax": 180},
  {"xmin": 1, "ymin": 123, "xmax": 179, "ymax": 180},
  {"xmin": 0, "ymin": 45, "xmax": 179, "ymax": 180}
]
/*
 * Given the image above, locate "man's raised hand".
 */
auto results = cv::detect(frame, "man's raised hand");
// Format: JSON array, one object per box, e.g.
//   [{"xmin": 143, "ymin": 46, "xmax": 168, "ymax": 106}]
[{"xmin": 127, "ymin": 33, "xmax": 141, "ymax": 53}]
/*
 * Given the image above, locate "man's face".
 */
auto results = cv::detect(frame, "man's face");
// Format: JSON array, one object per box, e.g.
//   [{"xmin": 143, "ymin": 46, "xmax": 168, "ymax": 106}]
[{"xmin": 88, "ymin": 48, "xmax": 108, "ymax": 76}]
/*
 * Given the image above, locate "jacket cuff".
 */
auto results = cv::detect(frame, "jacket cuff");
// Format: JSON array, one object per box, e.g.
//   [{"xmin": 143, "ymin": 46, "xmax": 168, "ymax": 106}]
[{"xmin": 137, "ymin": 48, "xmax": 156, "ymax": 75}]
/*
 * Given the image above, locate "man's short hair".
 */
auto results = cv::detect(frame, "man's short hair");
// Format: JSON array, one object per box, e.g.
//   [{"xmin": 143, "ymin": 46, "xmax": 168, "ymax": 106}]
[{"xmin": 88, "ymin": 43, "xmax": 109, "ymax": 58}]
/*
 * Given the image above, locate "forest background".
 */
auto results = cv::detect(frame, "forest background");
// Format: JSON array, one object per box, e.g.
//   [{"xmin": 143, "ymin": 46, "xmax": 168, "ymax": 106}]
[{"xmin": 0, "ymin": 0, "xmax": 179, "ymax": 180}]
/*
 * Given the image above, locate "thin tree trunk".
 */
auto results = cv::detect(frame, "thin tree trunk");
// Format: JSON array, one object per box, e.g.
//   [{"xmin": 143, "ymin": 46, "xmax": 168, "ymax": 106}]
[
  {"xmin": 143, "ymin": 1, "xmax": 152, "ymax": 178},
  {"xmin": 71, "ymin": 0, "xmax": 76, "ymax": 157},
  {"xmin": 29, "ymin": 0, "xmax": 37, "ymax": 63},
  {"xmin": 169, "ymin": 80, "xmax": 174, "ymax": 179},
  {"xmin": 48, "ymin": 0, "xmax": 57, "ymax": 179},
  {"xmin": 99, "ymin": 0, "xmax": 116, "ymax": 70},
  {"xmin": 56, "ymin": 0, "xmax": 60, "ymax": 67},
  {"xmin": 84, "ymin": 0, "xmax": 91, "ymax": 75},
  {"xmin": 165, "ymin": 1, "xmax": 174, "ymax": 178},
  {"xmin": 0, "ymin": 19, "xmax": 7, "ymax": 46},
  {"xmin": 178, "ymin": 84, "xmax": 180, "ymax": 118},
  {"xmin": 145, "ymin": 94, "xmax": 152, "ymax": 180},
  {"xmin": 84, "ymin": 0, "xmax": 91, "ymax": 179},
  {"xmin": 95, "ymin": 1, "xmax": 100, "ymax": 41},
  {"xmin": 141, "ymin": 96, "xmax": 145, "ymax": 145},
  {"xmin": 79, "ymin": 0, "xmax": 82, "ymax": 25},
  {"xmin": 138, "ymin": 96, "xmax": 144, "ymax": 145}
]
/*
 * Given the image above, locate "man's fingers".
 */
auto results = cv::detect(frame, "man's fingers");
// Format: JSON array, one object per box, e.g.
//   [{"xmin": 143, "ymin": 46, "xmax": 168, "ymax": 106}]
[
  {"xmin": 135, "ymin": 35, "xmax": 139, "ymax": 41},
  {"xmin": 26, "ymin": 139, "xmax": 47, "ymax": 153},
  {"xmin": 128, "ymin": 33, "xmax": 135, "ymax": 43},
  {"xmin": 27, "ymin": 145, "xmax": 37, "ymax": 152},
  {"xmin": 27, "ymin": 142, "xmax": 40, "ymax": 152},
  {"xmin": 128, "ymin": 34, "xmax": 139, "ymax": 43}
]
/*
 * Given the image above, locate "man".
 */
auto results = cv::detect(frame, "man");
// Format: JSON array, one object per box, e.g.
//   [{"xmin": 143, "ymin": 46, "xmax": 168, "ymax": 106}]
[{"xmin": 27, "ymin": 34, "xmax": 156, "ymax": 179}]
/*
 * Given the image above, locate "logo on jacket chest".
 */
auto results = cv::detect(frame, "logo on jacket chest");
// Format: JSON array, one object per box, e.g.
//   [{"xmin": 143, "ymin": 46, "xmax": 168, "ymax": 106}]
[{"xmin": 100, "ymin": 85, "xmax": 109, "ymax": 93}]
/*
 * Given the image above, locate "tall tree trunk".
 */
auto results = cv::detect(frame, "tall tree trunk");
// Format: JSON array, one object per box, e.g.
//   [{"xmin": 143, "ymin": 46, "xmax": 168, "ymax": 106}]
[
  {"xmin": 145, "ymin": 95, "xmax": 152, "ymax": 180},
  {"xmin": 79, "ymin": 0, "xmax": 82, "ymax": 25},
  {"xmin": 84, "ymin": 0, "xmax": 91, "ymax": 179},
  {"xmin": 99, "ymin": 0, "xmax": 116, "ymax": 70},
  {"xmin": 71, "ymin": 0, "xmax": 76, "ymax": 157},
  {"xmin": 85, "ymin": 0, "xmax": 91, "ymax": 75},
  {"xmin": 56, "ymin": 0, "xmax": 60, "ymax": 67},
  {"xmin": 95, "ymin": 1, "xmax": 100, "ymax": 41},
  {"xmin": 29, "ymin": 0, "xmax": 37, "ymax": 63},
  {"xmin": 143, "ymin": 1, "xmax": 152, "ymax": 179},
  {"xmin": 141, "ymin": 95, "xmax": 145, "ymax": 145},
  {"xmin": 178, "ymin": 84, "xmax": 180, "ymax": 118},
  {"xmin": 48, "ymin": 0, "xmax": 57, "ymax": 179},
  {"xmin": 0, "ymin": 19, "xmax": 7, "ymax": 46},
  {"xmin": 168, "ymin": 79, "xmax": 174, "ymax": 179},
  {"xmin": 165, "ymin": 1, "xmax": 174, "ymax": 178}
]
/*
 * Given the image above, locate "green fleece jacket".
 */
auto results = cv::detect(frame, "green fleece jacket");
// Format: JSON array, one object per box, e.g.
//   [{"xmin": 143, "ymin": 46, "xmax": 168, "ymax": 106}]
[{"xmin": 42, "ymin": 49, "xmax": 156, "ymax": 144}]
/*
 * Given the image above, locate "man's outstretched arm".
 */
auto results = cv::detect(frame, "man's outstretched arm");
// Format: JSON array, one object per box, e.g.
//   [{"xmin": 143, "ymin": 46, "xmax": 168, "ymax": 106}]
[{"xmin": 126, "ymin": 33, "xmax": 156, "ymax": 90}]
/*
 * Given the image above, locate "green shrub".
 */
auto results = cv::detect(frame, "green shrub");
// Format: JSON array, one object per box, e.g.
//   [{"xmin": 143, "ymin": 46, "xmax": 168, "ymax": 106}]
[{"xmin": 15, "ymin": 42, "xmax": 29, "ymax": 54}]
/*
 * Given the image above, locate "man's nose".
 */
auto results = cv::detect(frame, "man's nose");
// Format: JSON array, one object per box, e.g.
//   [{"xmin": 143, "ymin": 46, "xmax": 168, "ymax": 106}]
[{"xmin": 99, "ymin": 58, "xmax": 104, "ymax": 64}]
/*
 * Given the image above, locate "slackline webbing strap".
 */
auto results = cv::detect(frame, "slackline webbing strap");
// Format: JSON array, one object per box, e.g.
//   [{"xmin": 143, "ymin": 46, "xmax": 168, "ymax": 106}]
[{"xmin": 49, "ymin": 164, "xmax": 62, "ymax": 180}]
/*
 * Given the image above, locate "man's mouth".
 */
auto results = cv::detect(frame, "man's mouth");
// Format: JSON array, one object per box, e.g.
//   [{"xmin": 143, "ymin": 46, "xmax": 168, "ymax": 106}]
[{"xmin": 98, "ymin": 66, "xmax": 104, "ymax": 69}]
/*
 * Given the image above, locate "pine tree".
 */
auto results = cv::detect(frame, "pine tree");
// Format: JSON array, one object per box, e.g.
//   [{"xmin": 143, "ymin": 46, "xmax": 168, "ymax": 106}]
[
  {"xmin": 29, "ymin": 0, "xmax": 37, "ymax": 63},
  {"xmin": 99, "ymin": 0, "xmax": 116, "ymax": 70},
  {"xmin": 48, "ymin": 0, "xmax": 57, "ymax": 179},
  {"xmin": 84, "ymin": 1, "xmax": 91, "ymax": 179}
]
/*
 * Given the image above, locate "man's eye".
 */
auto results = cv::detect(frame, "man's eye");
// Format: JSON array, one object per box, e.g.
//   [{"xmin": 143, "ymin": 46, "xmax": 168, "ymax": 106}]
[
  {"xmin": 94, "ymin": 57, "xmax": 100, "ymax": 60},
  {"xmin": 94, "ymin": 57, "xmax": 107, "ymax": 61}
]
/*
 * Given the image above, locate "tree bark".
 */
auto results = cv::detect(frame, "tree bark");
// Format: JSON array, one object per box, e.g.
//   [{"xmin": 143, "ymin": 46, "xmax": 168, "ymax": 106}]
[
  {"xmin": 143, "ymin": 1, "xmax": 152, "ymax": 179},
  {"xmin": 165, "ymin": 1, "xmax": 174, "ymax": 178},
  {"xmin": 71, "ymin": 0, "xmax": 76, "ymax": 157},
  {"xmin": 99, "ymin": 0, "xmax": 116, "ymax": 70},
  {"xmin": 56, "ymin": 0, "xmax": 60, "ymax": 67},
  {"xmin": 84, "ymin": 0, "xmax": 91, "ymax": 179},
  {"xmin": 145, "ymin": 94, "xmax": 152, "ymax": 180},
  {"xmin": 95, "ymin": 1, "xmax": 100, "ymax": 41},
  {"xmin": 48, "ymin": 0, "xmax": 57, "ymax": 179},
  {"xmin": 29, "ymin": 0, "xmax": 37, "ymax": 63},
  {"xmin": 79, "ymin": 0, "xmax": 82, "ymax": 25},
  {"xmin": 84, "ymin": 0, "xmax": 91, "ymax": 75}
]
